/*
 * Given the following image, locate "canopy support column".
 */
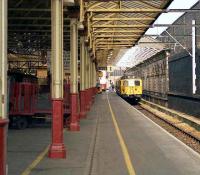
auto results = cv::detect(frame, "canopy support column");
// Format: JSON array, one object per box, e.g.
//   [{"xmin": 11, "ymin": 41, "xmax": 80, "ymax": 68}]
[
  {"xmin": 85, "ymin": 48, "xmax": 90, "ymax": 111},
  {"xmin": 69, "ymin": 18, "xmax": 80, "ymax": 131},
  {"xmin": 0, "ymin": 0, "xmax": 8, "ymax": 173},
  {"xmin": 79, "ymin": 36, "xmax": 86, "ymax": 118},
  {"xmin": 93, "ymin": 62, "xmax": 97, "ymax": 96},
  {"xmin": 88, "ymin": 55, "xmax": 92, "ymax": 107},
  {"xmin": 91, "ymin": 60, "xmax": 95, "ymax": 103},
  {"xmin": 48, "ymin": 0, "xmax": 66, "ymax": 159}
]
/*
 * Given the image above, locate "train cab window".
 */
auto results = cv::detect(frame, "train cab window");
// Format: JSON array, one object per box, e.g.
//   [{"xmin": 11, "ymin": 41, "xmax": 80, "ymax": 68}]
[
  {"xmin": 123, "ymin": 81, "xmax": 128, "ymax": 86},
  {"xmin": 135, "ymin": 80, "xmax": 140, "ymax": 86},
  {"xmin": 128, "ymin": 81, "xmax": 134, "ymax": 86}
]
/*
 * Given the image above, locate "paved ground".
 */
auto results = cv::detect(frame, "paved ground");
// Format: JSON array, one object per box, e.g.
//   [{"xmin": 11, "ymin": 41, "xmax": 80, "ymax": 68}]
[{"xmin": 7, "ymin": 92, "xmax": 200, "ymax": 175}]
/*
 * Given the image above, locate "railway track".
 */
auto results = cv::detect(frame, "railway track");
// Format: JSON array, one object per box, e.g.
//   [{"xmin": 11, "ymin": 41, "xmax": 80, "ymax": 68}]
[{"xmin": 134, "ymin": 104, "xmax": 200, "ymax": 154}]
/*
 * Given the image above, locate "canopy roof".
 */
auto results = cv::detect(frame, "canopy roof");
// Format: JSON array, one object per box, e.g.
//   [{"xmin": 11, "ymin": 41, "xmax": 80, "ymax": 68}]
[
  {"xmin": 84, "ymin": 0, "xmax": 173, "ymax": 66},
  {"xmin": 8, "ymin": 0, "xmax": 173, "ymax": 67}
]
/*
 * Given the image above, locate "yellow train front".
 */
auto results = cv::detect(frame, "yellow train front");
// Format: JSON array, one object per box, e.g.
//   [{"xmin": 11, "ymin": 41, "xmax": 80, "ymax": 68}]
[{"xmin": 116, "ymin": 78, "xmax": 142, "ymax": 103}]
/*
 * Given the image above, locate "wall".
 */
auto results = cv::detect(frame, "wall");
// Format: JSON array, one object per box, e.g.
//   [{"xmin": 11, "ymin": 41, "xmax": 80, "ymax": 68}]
[
  {"xmin": 128, "ymin": 50, "xmax": 169, "ymax": 106},
  {"xmin": 168, "ymin": 49, "xmax": 200, "ymax": 117}
]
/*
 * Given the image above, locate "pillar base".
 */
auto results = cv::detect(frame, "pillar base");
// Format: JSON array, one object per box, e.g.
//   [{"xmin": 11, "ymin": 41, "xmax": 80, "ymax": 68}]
[
  {"xmin": 49, "ymin": 99, "xmax": 66, "ymax": 159},
  {"xmin": 69, "ymin": 93, "xmax": 80, "ymax": 131},
  {"xmin": 69, "ymin": 122, "xmax": 80, "ymax": 131},
  {"xmin": 88, "ymin": 88, "xmax": 92, "ymax": 106},
  {"xmin": 80, "ymin": 90, "xmax": 86, "ymax": 119},
  {"xmin": 80, "ymin": 111, "xmax": 86, "ymax": 119},
  {"xmin": 85, "ymin": 89, "xmax": 90, "ymax": 111},
  {"xmin": 92, "ymin": 87, "xmax": 95, "ymax": 103},
  {"xmin": 0, "ymin": 119, "xmax": 9, "ymax": 175},
  {"xmin": 86, "ymin": 105, "xmax": 90, "ymax": 111},
  {"xmin": 48, "ymin": 143, "xmax": 66, "ymax": 159}
]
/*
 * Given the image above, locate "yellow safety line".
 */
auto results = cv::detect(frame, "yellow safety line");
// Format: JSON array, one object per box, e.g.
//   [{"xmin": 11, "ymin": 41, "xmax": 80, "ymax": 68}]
[
  {"xmin": 21, "ymin": 145, "xmax": 49, "ymax": 175},
  {"xmin": 107, "ymin": 94, "xmax": 136, "ymax": 175}
]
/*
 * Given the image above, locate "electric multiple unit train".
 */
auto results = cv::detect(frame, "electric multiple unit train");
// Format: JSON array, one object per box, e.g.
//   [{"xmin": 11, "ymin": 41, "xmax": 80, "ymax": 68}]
[{"xmin": 116, "ymin": 76, "xmax": 142, "ymax": 103}]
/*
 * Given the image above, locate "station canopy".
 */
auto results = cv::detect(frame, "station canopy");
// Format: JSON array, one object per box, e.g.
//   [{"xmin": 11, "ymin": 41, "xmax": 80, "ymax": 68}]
[
  {"xmin": 84, "ymin": 0, "xmax": 173, "ymax": 67},
  {"xmin": 8, "ymin": 0, "xmax": 173, "ymax": 68}
]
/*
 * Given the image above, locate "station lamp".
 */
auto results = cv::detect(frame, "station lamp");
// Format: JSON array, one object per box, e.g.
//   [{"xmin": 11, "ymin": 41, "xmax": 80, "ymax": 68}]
[
  {"xmin": 63, "ymin": 0, "xmax": 74, "ymax": 6},
  {"xmin": 78, "ymin": 21, "xmax": 84, "ymax": 30}
]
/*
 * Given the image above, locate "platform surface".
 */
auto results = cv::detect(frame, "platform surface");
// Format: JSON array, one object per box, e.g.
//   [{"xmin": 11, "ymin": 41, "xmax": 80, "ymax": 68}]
[{"xmin": 8, "ymin": 92, "xmax": 200, "ymax": 175}]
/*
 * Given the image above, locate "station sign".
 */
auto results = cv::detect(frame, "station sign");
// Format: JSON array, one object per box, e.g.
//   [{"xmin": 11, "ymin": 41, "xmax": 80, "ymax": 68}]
[{"xmin": 98, "ymin": 71, "xmax": 103, "ymax": 77}]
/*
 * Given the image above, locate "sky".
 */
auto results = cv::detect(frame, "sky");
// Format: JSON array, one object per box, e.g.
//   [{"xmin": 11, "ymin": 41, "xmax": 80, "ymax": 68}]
[
  {"xmin": 117, "ymin": 0, "xmax": 199, "ymax": 67},
  {"xmin": 146, "ymin": 0, "xmax": 199, "ymax": 35}
]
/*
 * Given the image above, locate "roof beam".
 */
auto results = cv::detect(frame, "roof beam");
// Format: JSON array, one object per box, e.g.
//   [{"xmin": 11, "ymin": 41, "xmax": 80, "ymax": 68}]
[
  {"xmin": 92, "ymin": 17, "xmax": 155, "ymax": 21},
  {"xmin": 93, "ymin": 30, "xmax": 143, "ymax": 33},
  {"xmin": 8, "ymin": 8, "xmax": 51, "ymax": 12},
  {"xmin": 87, "ymin": 8, "xmax": 200, "ymax": 13},
  {"xmin": 9, "ymin": 17, "xmax": 70, "ymax": 20},
  {"xmin": 8, "ymin": 29, "xmax": 69, "ymax": 33},
  {"xmin": 96, "ymin": 42, "xmax": 134, "ymax": 45},
  {"xmin": 96, "ymin": 38, "xmax": 137, "ymax": 41},
  {"xmin": 95, "ymin": 35, "xmax": 140, "ymax": 38},
  {"xmin": 96, "ymin": 45, "xmax": 132, "ymax": 48},
  {"xmin": 87, "ymin": 8, "xmax": 162, "ymax": 13},
  {"xmin": 9, "ymin": 24, "xmax": 70, "ymax": 27},
  {"xmin": 92, "ymin": 24, "xmax": 148, "ymax": 28},
  {"xmin": 92, "ymin": 24, "xmax": 200, "ymax": 29}
]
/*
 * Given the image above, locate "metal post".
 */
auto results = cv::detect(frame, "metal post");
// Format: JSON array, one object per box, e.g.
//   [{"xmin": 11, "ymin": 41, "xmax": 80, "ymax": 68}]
[
  {"xmin": 85, "ymin": 48, "xmax": 90, "ymax": 111},
  {"xmin": 69, "ymin": 18, "xmax": 80, "ymax": 131},
  {"xmin": 88, "ymin": 50, "xmax": 92, "ymax": 108},
  {"xmin": 79, "ymin": 36, "xmax": 86, "ymax": 118},
  {"xmin": 88, "ymin": 56, "xmax": 92, "ymax": 106},
  {"xmin": 0, "ymin": 0, "xmax": 9, "ymax": 174},
  {"xmin": 85, "ymin": 47, "xmax": 88, "ymax": 90},
  {"xmin": 192, "ymin": 20, "xmax": 196, "ymax": 94},
  {"xmin": 80, "ymin": 37, "xmax": 85, "ymax": 91},
  {"xmin": 93, "ymin": 62, "xmax": 97, "ymax": 94},
  {"xmin": 91, "ymin": 60, "xmax": 94, "ymax": 102},
  {"xmin": 48, "ymin": 0, "xmax": 66, "ymax": 159},
  {"xmin": 92, "ymin": 61, "xmax": 96, "ymax": 97}
]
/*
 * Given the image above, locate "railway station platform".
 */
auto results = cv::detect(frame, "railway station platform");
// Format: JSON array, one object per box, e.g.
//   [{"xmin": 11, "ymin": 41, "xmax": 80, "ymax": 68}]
[{"xmin": 8, "ymin": 92, "xmax": 200, "ymax": 175}]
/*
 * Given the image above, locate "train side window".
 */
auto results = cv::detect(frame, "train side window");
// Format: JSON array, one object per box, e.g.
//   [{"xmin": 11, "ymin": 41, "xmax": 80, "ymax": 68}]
[{"xmin": 135, "ymin": 80, "xmax": 140, "ymax": 86}]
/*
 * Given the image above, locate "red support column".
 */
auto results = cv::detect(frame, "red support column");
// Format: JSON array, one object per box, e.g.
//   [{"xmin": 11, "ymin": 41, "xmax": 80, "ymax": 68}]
[
  {"xmin": 92, "ymin": 87, "xmax": 95, "ymax": 103},
  {"xmin": 70, "ymin": 93, "xmax": 80, "ymax": 131},
  {"xmin": 0, "ymin": 0, "xmax": 8, "ymax": 173},
  {"xmin": 49, "ymin": 0, "xmax": 66, "ymax": 159},
  {"xmin": 79, "ymin": 90, "xmax": 86, "ymax": 119},
  {"xmin": 85, "ymin": 89, "xmax": 90, "ymax": 111},
  {"xmin": 89, "ymin": 88, "xmax": 92, "ymax": 108},
  {"xmin": 48, "ymin": 99, "xmax": 66, "ymax": 158},
  {"xmin": 0, "ymin": 119, "xmax": 8, "ymax": 175},
  {"xmin": 88, "ymin": 88, "xmax": 92, "ymax": 107}
]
